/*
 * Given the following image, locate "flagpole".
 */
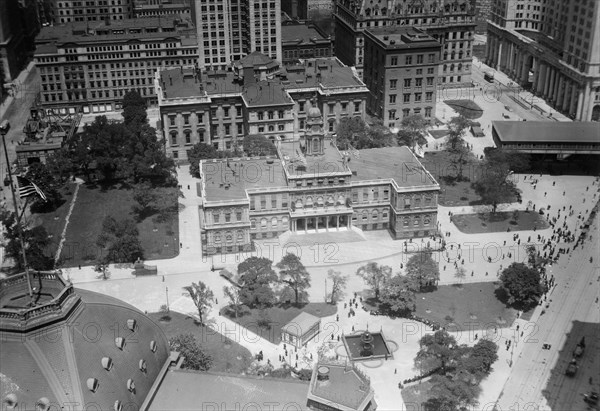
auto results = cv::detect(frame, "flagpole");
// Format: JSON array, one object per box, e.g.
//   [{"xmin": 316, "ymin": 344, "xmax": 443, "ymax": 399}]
[{"xmin": 0, "ymin": 121, "xmax": 34, "ymax": 300}]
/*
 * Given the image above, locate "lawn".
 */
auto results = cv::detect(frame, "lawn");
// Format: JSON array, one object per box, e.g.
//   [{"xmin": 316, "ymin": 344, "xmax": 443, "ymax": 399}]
[
  {"xmin": 401, "ymin": 380, "xmax": 433, "ymax": 409},
  {"xmin": 414, "ymin": 282, "xmax": 518, "ymax": 330},
  {"xmin": 148, "ymin": 311, "xmax": 252, "ymax": 374},
  {"xmin": 452, "ymin": 210, "xmax": 549, "ymax": 234},
  {"xmin": 444, "ymin": 99, "xmax": 484, "ymax": 120},
  {"xmin": 221, "ymin": 303, "xmax": 338, "ymax": 344},
  {"xmin": 35, "ymin": 182, "xmax": 179, "ymax": 267}
]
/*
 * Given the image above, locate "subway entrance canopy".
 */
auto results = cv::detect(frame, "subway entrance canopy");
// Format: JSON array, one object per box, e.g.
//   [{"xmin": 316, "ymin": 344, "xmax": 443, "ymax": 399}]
[{"xmin": 492, "ymin": 121, "xmax": 600, "ymax": 157}]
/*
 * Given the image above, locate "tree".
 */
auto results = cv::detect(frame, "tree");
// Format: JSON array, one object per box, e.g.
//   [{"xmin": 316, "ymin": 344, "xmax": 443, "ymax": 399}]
[
  {"xmin": 223, "ymin": 283, "xmax": 243, "ymax": 318},
  {"xmin": 359, "ymin": 120, "xmax": 395, "ymax": 149},
  {"xmin": 237, "ymin": 257, "xmax": 278, "ymax": 308},
  {"xmin": 474, "ymin": 149, "xmax": 524, "ymax": 213},
  {"xmin": 467, "ymin": 339, "xmax": 499, "ymax": 375},
  {"xmin": 454, "ymin": 266, "xmax": 466, "ymax": 285},
  {"xmin": 445, "ymin": 115, "xmax": 472, "ymax": 180},
  {"xmin": 183, "ymin": 281, "xmax": 214, "ymax": 326},
  {"xmin": 423, "ymin": 395, "xmax": 460, "ymax": 411},
  {"xmin": 276, "ymin": 253, "xmax": 311, "ymax": 305},
  {"xmin": 398, "ymin": 114, "xmax": 428, "ymax": 149},
  {"xmin": 427, "ymin": 374, "xmax": 480, "ymax": 409},
  {"xmin": 96, "ymin": 216, "xmax": 143, "ymax": 264},
  {"xmin": 45, "ymin": 148, "xmax": 74, "ymax": 183},
  {"xmin": 186, "ymin": 142, "xmax": 245, "ymax": 178},
  {"xmin": 499, "ymin": 262, "xmax": 543, "ymax": 309},
  {"xmin": 379, "ymin": 275, "xmax": 418, "ymax": 315},
  {"xmin": 122, "ymin": 90, "xmax": 148, "ymax": 126},
  {"xmin": 327, "ymin": 269, "xmax": 348, "ymax": 304},
  {"xmin": 405, "ymin": 252, "xmax": 440, "ymax": 291},
  {"xmin": 0, "ymin": 210, "xmax": 54, "ymax": 271},
  {"xmin": 525, "ymin": 244, "xmax": 550, "ymax": 276},
  {"xmin": 415, "ymin": 330, "xmax": 457, "ymax": 373},
  {"xmin": 336, "ymin": 117, "xmax": 367, "ymax": 150},
  {"xmin": 356, "ymin": 262, "xmax": 392, "ymax": 300},
  {"xmin": 243, "ymin": 134, "xmax": 277, "ymax": 156},
  {"xmin": 169, "ymin": 334, "xmax": 213, "ymax": 370},
  {"xmin": 132, "ymin": 181, "xmax": 157, "ymax": 219}
]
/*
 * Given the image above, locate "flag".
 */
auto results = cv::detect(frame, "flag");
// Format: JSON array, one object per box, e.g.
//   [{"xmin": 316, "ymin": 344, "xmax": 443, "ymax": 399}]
[{"xmin": 17, "ymin": 176, "xmax": 47, "ymax": 201}]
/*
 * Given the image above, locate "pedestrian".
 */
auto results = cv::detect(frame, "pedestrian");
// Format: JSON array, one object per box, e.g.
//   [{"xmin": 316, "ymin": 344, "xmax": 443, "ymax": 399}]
[
  {"xmin": 475, "ymin": 333, "xmax": 478, "ymax": 340},
  {"xmin": 394, "ymin": 368, "xmax": 397, "ymax": 374},
  {"xmin": 78, "ymin": 265, "xmax": 81, "ymax": 270},
  {"xmin": 215, "ymin": 298, "xmax": 218, "ymax": 304}
]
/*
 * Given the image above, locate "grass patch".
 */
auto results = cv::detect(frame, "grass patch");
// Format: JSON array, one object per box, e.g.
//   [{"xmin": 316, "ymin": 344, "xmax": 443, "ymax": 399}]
[
  {"xmin": 35, "ymin": 182, "xmax": 179, "ymax": 267},
  {"xmin": 415, "ymin": 282, "xmax": 518, "ymax": 329},
  {"xmin": 148, "ymin": 311, "xmax": 252, "ymax": 373},
  {"xmin": 445, "ymin": 99, "xmax": 484, "ymax": 120},
  {"xmin": 428, "ymin": 129, "xmax": 450, "ymax": 140},
  {"xmin": 401, "ymin": 380, "xmax": 434, "ymax": 408},
  {"xmin": 452, "ymin": 210, "xmax": 549, "ymax": 234},
  {"xmin": 221, "ymin": 303, "xmax": 338, "ymax": 344}
]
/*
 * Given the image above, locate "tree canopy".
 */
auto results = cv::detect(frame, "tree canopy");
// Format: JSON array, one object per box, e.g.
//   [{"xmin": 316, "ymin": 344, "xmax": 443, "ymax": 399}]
[
  {"xmin": 397, "ymin": 114, "xmax": 428, "ymax": 148},
  {"xmin": 356, "ymin": 262, "xmax": 392, "ymax": 299},
  {"xmin": 379, "ymin": 274, "xmax": 418, "ymax": 315},
  {"xmin": 499, "ymin": 262, "xmax": 543, "ymax": 309},
  {"xmin": 445, "ymin": 115, "xmax": 472, "ymax": 181},
  {"xmin": 237, "ymin": 257, "xmax": 278, "ymax": 307},
  {"xmin": 276, "ymin": 253, "xmax": 310, "ymax": 305},
  {"xmin": 243, "ymin": 134, "xmax": 277, "ymax": 156},
  {"xmin": 122, "ymin": 90, "xmax": 148, "ymax": 126},
  {"xmin": 0, "ymin": 210, "xmax": 55, "ymax": 271},
  {"xmin": 183, "ymin": 281, "xmax": 214, "ymax": 326},
  {"xmin": 96, "ymin": 216, "xmax": 143, "ymax": 264},
  {"xmin": 24, "ymin": 162, "xmax": 63, "ymax": 211},
  {"xmin": 169, "ymin": 334, "xmax": 213, "ymax": 371},
  {"xmin": 405, "ymin": 252, "xmax": 440, "ymax": 291},
  {"xmin": 336, "ymin": 117, "xmax": 394, "ymax": 150},
  {"xmin": 187, "ymin": 142, "xmax": 243, "ymax": 177},
  {"xmin": 327, "ymin": 269, "xmax": 348, "ymax": 304}
]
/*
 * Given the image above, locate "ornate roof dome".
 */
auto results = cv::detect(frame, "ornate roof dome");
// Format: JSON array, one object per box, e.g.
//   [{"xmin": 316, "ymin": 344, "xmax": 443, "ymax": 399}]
[
  {"xmin": 307, "ymin": 106, "xmax": 322, "ymax": 119},
  {"xmin": 0, "ymin": 271, "xmax": 170, "ymax": 411}
]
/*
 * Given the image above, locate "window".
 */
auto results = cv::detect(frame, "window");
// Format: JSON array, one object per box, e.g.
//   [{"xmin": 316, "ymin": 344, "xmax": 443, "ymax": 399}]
[
  {"xmin": 363, "ymin": 191, "xmax": 368, "ymax": 201},
  {"xmin": 391, "ymin": 56, "xmax": 398, "ymax": 65},
  {"xmin": 225, "ymin": 213, "xmax": 231, "ymax": 222},
  {"xmin": 390, "ymin": 79, "xmax": 397, "ymax": 89},
  {"xmin": 389, "ymin": 94, "xmax": 396, "ymax": 104},
  {"xmin": 404, "ymin": 79, "xmax": 412, "ymax": 88},
  {"xmin": 405, "ymin": 55, "xmax": 412, "ymax": 64},
  {"xmin": 414, "ymin": 93, "xmax": 422, "ymax": 102},
  {"xmin": 354, "ymin": 102, "xmax": 360, "ymax": 112},
  {"xmin": 268, "ymin": 111, "xmax": 274, "ymax": 119},
  {"xmin": 258, "ymin": 112, "xmax": 264, "ymax": 120},
  {"xmin": 251, "ymin": 219, "xmax": 256, "ymax": 228},
  {"xmin": 236, "ymin": 212, "xmax": 242, "ymax": 221},
  {"xmin": 415, "ymin": 78, "xmax": 422, "ymax": 87},
  {"xmin": 388, "ymin": 110, "xmax": 396, "ymax": 120},
  {"xmin": 298, "ymin": 101, "xmax": 305, "ymax": 112},
  {"xmin": 213, "ymin": 212, "xmax": 220, "ymax": 223},
  {"xmin": 424, "ymin": 215, "xmax": 431, "ymax": 226},
  {"xmin": 425, "ymin": 107, "xmax": 432, "ymax": 117},
  {"xmin": 413, "ymin": 217, "xmax": 420, "ymax": 227},
  {"xmin": 426, "ymin": 92, "xmax": 433, "ymax": 102},
  {"xmin": 261, "ymin": 218, "xmax": 267, "ymax": 228},
  {"xmin": 403, "ymin": 217, "xmax": 410, "ymax": 227},
  {"xmin": 271, "ymin": 217, "xmax": 278, "ymax": 227},
  {"xmin": 403, "ymin": 94, "xmax": 411, "ymax": 103},
  {"xmin": 183, "ymin": 114, "xmax": 190, "ymax": 125},
  {"xmin": 428, "ymin": 53, "xmax": 435, "ymax": 63},
  {"xmin": 404, "ymin": 197, "xmax": 411, "ymax": 209},
  {"xmin": 417, "ymin": 54, "xmax": 423, "ymax": 64},
  {"xmin": 352, "ymin": 192, "xmax": 358, "ymax": 203},
  {"xmin": 271, "ymin": 197, "xmax": 277, "ymax": 208},
  {"xmin": 383, "ymin": 190, "xmax": 389, "ymax": 200}
]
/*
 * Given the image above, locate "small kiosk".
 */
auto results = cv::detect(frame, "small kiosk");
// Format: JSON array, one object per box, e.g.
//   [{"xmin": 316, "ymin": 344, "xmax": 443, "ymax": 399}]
[{"xmin": 281, "ymin": 312, "xmax": 321, "ymax": 348}]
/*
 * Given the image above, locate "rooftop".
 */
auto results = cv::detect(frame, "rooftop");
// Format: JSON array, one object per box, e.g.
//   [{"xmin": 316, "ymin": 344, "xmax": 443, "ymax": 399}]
[
  {"xmin": 242, "ymin": 80, "xmax": 295, "ymax": 107},
  {"xmin": 492, "ymin": 121, "xmax": 600, "ymax": 144},
  {"xmin": 283, "ymin": 59, "xmax": 365, "ymax": 90},
  {"xmin": 281, "ymin": 23, "xmax": 330, "ymax": 45},
  {"xmin": 148, "ymin": 369, "xmax": 309, "ymax": 410},
  {"xmin": 160, "ymin": 67, "xmax": 206, "ymax": 99},
  {"xmin": 35, "ymin": 17, "xmax": 195, "ymax": 48},
  {"xmin": 279, "ymin": 140, "xmax": 351, "ymax": 178},
  {"xmin": 281, "ymin": 312, "xmax": 321, "ymax": 337},
  {"xmin": 309, "ymin": 363, "xmax": 373, "ymax": 411},
  {"xmin": 201, "ymin": 157, "xmax": 288, "ymax": 202},
  {"xmin": 234, "ymin": 51, "xmax": 280, "ymax": 69},
  {"xmin": 350, "ymin": 146, "xmax": 439, "ymax": 188},
  {"xmin": 364, "ymin": 27, "xmax": 441, "ymax": 50}
]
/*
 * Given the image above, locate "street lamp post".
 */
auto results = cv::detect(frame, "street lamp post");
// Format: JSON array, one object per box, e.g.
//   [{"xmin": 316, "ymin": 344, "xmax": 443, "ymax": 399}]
[
  {"xmin": 0, "ymin": 120, "xmax": 33, "ymax": 300},
  {"xmin": 165, "ymin": 286, "xmax": 170, "ymax": 312}
]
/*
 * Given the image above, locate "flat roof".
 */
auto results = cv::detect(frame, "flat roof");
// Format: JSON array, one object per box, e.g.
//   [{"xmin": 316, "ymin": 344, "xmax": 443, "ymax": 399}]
[
  {"xmin": 364, "ymin": 27, "xmax": 440, "ymax": 50},
  {"xmin": 149, "ymin": 369, "xmax": 309, "ymax": 410},
  {"xmin": 281, "ymin": 312, "xmax": 321, "ymax": 336},
  {"xmin": 279, "ymin": 140, "xmax": 350, "ymax": 177},
  {"xmin": 161, "ymin": 67, "xmax": 207, "ymax": 98},
  {"xmin": 350, "ymin": 146, "xmax": 439, "ymax": 188},
  {"xmin": 243, "ymin": 80, "xmax": 295, "ymax": 107},
  {"xmin": 281, "ymin": 24, "xmax": 329, "ymax": 44},
  {"xmin": 492, "ymin": 121, "xmax": 600, "ymax": 143},
  {"xmin": 309, "ymin": 364, "xmax": 372, "ymax": 410},
  {"xmin": 284, "ymin": 59, "xmax": 365, "ymax": 90},
  {"xmin": 201, "ymin": 157, "xmax": 287, "ymax": 202}
]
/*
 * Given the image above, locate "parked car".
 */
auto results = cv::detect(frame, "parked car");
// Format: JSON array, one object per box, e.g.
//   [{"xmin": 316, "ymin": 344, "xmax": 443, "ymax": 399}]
[
  {"xmin": 584, "ymin": 392, "xmax": 599, "ymax": 405},
  {"xmin": 565, "ymin": 359, "xmax": 578, "ymax": 376}
]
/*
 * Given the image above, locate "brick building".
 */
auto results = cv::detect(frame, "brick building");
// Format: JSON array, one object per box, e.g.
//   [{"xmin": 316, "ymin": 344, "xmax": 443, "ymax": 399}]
[
  {"xmin": 363, "ymin": 27, "xmax": 441, "ymax": 128},
  {"xmin": 334, "ymin": 0, "xmax": 476, "ymax": 85},
  {"xmin": 156, "ymin": 53, "xmax": 369, "ymax": 160},
  {"xmin": 44, "ymin": 0, "xmax": 134, "ymax": 24},
  {"xmin": 33, "ymin": 17, "xmax": 197, "ymax": 114},
  {"xmin": 281, "ymin": 22, "xmax": 333, "ymax": 65}
]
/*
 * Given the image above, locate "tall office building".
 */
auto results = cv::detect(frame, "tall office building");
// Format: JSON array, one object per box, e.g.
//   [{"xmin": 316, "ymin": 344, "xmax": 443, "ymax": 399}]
[
  {"xmin": 195, "ymin": 0, "xmax": 281, "ymax": 70},
  {"xmin": 486, "ymin": 0, "xmax": 600, "ymax": 121},
  {"xmin": 0, "ymin": 0, "xmax": 40, "ymax": 82},
  {"xmin": 44, "ymin": 0, "xmax": 134, "ymax": 24},
  {"xmin": 334, "ymin": 0, "xmax": 476, "ymax": 85}
]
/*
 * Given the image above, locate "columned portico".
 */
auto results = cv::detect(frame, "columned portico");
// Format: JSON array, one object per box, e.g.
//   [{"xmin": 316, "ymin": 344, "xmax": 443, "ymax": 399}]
[{"xmin": 291, "ymin": 215, "xmax": 351, "ymax": 233}]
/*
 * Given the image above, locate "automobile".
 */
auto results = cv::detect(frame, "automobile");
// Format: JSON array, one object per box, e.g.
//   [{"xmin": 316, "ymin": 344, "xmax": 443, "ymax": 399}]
[
  {"xmin": 542, "ymin": 343, "xmax": 552, "ymax": 350},
  {"xmin": 584, "ymin": 392, "xmax": 599, "ymax": 405},
  {"xmin": 502, "ymin": 113, "xmax": 510, "ymax": 119},
  {"xmin": 565, "ymin": 359, "xmax": 578, "ymax": 376},
  {"xmin": 484, "ymin": 72, "xmax": 495, "ymax": 82}
]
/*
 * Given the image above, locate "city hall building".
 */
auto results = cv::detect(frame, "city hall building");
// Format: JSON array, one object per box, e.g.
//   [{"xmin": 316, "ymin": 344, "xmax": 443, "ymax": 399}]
[{"xmin": 198, "ymin": 107, "xmax": 439, "ymax": 255}]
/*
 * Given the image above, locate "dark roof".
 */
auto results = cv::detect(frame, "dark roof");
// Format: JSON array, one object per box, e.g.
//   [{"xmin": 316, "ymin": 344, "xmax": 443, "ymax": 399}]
[
  {"xmin": 0, "ymin": 285, "xmax": 170, "ymax": 410},
  {"xmin": 350, "ymin": 146, "xmax": 439, "ymax": 188},
  {"xmin": 281, "ymin": 24, "xmax": 329, "ymax": 45},
  {"xmin": 160, "ymin": 68, "xmax": 207, "ymax": 98},
  {"xmin": 281, "ymin": 312, "xmax": 321, "ymax": 337},
  {"xmin": 148, "ymin": 369, "xmax": 310, "ymax": 410},
  {"xmin": 364, "ymin": 27, "xmax": 441, "ymax": 50},
  {"xmin": 235, "ymin": 51, "xmax": 279, "ymax": 69},
  {"xmin": 201, "ymin": 157, "xmax": 288, "ymax": 202},
  {"xmin": 242, "ymin": 81, "xmax": 295, "ymax": 107},
  {"xmin": 279, "ymin": 140, "xmax": 351, "ymax": 177},
  {"xmin": 492, "ymin": 121, "xmax": 600, "ymax": 143}
]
